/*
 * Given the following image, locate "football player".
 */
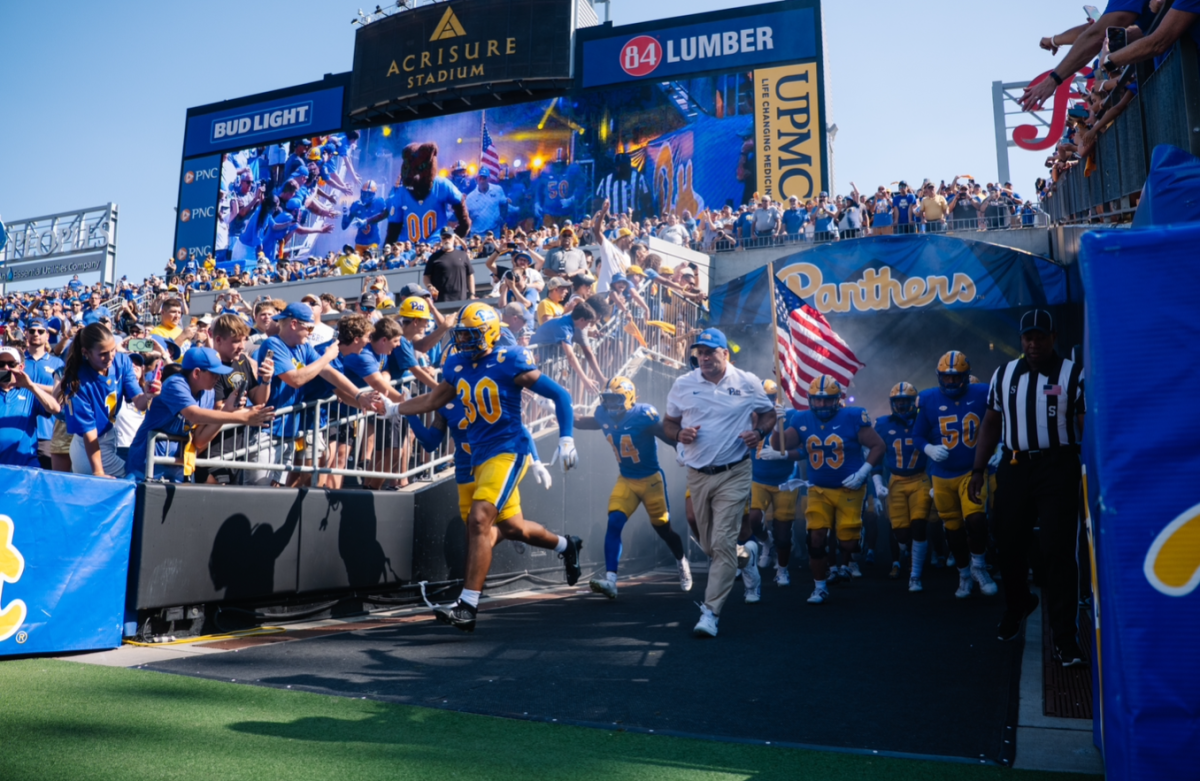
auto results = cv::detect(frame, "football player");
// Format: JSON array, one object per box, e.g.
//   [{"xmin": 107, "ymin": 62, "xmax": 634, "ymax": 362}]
[
  {"xmin": 341, "ymin": 180, "xmax": 389, "ymax": 256},
  {"xmin": 873, "ymin": 382, "xmax": 934, "ymax": 590},
  {"xmin": 576, "ymin": 376, "xmax": 692, "ymax": 598},
  {"xmin": 534, "ymin": 149, "xmax": 587, "ymax": 227},
  {"xmin": 773, "ymin": 375, "xmax": 885, "ymax": 605},
  {"xmin": 387, "ymin": 302, "xmax": 582, "ymax": 632},
  {"xmin": 749, "ymin": 379, "xmax": 803, "ymax": 589},
  {"xmin": 912, "ymin": 352, "xmax": 999, "ymax": 598}
]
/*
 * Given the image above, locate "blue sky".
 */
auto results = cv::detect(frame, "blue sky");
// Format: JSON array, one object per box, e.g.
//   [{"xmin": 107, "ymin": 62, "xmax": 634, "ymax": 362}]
[{"xmin": 0, "ymin": 0, "xmax": 1089, "ymax": 284}]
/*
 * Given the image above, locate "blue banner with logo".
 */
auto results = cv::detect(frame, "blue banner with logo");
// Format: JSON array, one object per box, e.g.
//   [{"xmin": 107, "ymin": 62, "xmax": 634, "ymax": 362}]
[
  {"xmin": 173, "ymin": 154, "xmax": 222, "ymax": 269},
  {"xmin": 1080, "ymin": 224, "xmax": 1200, "ymax": 780},
  {"xmin": 183, "ymin": 86, "xmax": 344, "ymax": 158},
  {"xmin": 581, "ymin": 8, "xmax": 816, "ymax": 88},
  {"xmin": 0, "ymin": 466, "xmax": 135, "ymax": 656}
]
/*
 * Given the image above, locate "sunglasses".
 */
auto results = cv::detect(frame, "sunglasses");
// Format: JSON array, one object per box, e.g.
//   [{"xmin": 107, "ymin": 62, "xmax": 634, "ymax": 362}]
[
  {"xmin": 27, "ymin": 329, "xmax": 46, "ymax": 334},
  {"xmin": 302, "ymin": 324, "xmax": 315, "ymax": 332},
  {"xmin": 0, "ymin": 362, "xmax": 17, "ymax": 369}
]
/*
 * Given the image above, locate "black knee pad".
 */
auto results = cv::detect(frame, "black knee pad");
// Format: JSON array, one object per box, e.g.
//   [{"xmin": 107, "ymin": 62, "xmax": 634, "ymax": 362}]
[{"xmin": 806, "ymin": 530, "xmax": 826, "ymax": 560}]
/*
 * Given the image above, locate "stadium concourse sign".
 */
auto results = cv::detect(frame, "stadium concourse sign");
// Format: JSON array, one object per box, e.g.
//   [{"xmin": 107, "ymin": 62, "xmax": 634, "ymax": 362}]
[
  {"xmin": 0, "ymin": 204, "xmax": 119, "ymax": 292},
  {"xmin": 348, "ymin": 0, "xmax": 574, "ymax": 122}
]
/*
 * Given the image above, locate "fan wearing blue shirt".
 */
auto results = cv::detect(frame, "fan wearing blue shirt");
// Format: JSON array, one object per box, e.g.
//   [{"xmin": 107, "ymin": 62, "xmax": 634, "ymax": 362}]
[
  {"xmin": 528, "ymin": 299, "xmax": 605, "ymax": 396},
  {"xmin": 0, "ymin": 347, "xmax": 61, "ymax": 468},
  {"xmin": 912, "ymin": 351, "xmax": 998, "ymax": 599},
  {"xmin": 60, "ymin": 323, "xmax": 156, "ymax": 477},
  {"xmin": 253, "ymin": 302, "xmax": 383, "ymax": 486},
  {"xmin": 892, "ymin": 182, "xmax": 919, "ymax": 233},
  {"xmin": 125, "ymin": 348, "xmax": 275, "ymax": 483},
  {"xmin": 23, "ymin": 318, "xmax": 63, "ymax": 460}
]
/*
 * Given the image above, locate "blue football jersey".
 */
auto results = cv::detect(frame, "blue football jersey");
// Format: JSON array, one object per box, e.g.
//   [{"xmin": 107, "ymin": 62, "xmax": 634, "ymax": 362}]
[
  {"xmin": 439, "ymin": 399, "xmax": 474, "ymax": 484},
  {"xmin": 752, "ymin": 435, "xmax": 795, "ymax": 486},
  {"xmin": 913, "ymin": 383, "xmax": 990, "ymax": 478},
  {"xmin": 344, "ymin": 195, "xmax": 388, "ymax": 246},
  {"xmin": 595, "ymin": 402, "xmax": 661, "ymax": 480},
  {"xmin": 874, "ymin": 415, "xmax": 927, "ymax": 477},
  {"xmin": 790, "ymin": 406, "xmax": 871, "ymax": 489},
  {"xmin": 536, "ymin": 164, "xmax": 585, "ymax": 218},
  {"xmin": 386, "ymin": 178, "xmax": 464, "ymax": 243},
  {"xmin": 444, "ymin": 344, "xmax": 538, "ymax": 466}
]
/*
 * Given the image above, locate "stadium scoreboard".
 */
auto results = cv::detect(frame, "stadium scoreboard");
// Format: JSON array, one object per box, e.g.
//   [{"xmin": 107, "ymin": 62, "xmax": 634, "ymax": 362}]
[{"xmin": 174, "ymin": 0, "xmax": 828, "ymax": 265}]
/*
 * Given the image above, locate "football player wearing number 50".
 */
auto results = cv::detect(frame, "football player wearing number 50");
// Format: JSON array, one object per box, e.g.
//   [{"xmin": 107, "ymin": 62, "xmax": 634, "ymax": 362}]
[
  {"xmin": 386, "ymin": 302, "xmax": 582, "ymax": 633},
  {"xmin": 912, "ymin": 351, "xmax": 999, "ymax": 600},
  {"xmin": 575, "ymin": 376, "xmax": 691, "ymax": 600},
  {"xmin": 772, "ymin": 375, "xmax": 885, "ymax": 606}
]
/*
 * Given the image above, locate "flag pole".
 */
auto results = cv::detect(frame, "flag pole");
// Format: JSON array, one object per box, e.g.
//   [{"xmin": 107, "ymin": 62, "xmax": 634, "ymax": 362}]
[{"xmin": 767, "ymin": 260, "xmax": 786, "ymax": 445}]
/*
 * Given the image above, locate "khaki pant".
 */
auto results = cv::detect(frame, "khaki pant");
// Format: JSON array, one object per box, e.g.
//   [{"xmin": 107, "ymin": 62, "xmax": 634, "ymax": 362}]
[{"xmin": 688, "ymin": 458, "xmax": 752, "ymax": 616}]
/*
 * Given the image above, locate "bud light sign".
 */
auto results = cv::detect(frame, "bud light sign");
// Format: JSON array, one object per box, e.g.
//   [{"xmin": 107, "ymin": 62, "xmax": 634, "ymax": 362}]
[
  {"xmin": 184, "ymin": 86, "xmax": 344, "ymax": 157},
  {"xmin": 581, "ymin": 7, "xmax": 817, "ymax": 89}
]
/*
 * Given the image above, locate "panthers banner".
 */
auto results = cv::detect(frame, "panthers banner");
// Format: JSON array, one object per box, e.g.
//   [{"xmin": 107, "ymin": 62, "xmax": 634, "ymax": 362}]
[
  {"xmin": 1080, "ymin": 224, "xmax": 1200, "ymax": 780},
  {"xmin": 0, "ymin": 467, "xmax": 136, "ymax": 656}
]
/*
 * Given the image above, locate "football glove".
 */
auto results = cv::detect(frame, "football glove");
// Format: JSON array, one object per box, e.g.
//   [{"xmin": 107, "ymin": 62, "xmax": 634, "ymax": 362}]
[
  {"xmin": 842, "ymin": 463, "xmax": 873, "ymax": 490},
  {"xmin": 549, "ymin": 436, "xmax": 577, "ymax": 472},
  {"xmin": 923, "ymin": 444, "xmax": 950, "ymax": 462}
]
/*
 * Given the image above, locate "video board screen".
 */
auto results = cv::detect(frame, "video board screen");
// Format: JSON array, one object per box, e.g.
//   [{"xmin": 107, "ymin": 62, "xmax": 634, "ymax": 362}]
[{"xmin": 212, "ymin": 62, "xmax": 821, "ymax": 264}]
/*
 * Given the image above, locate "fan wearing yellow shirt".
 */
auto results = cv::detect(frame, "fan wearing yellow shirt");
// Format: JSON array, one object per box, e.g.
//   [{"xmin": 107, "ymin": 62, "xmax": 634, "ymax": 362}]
[
  {"xmin": 334, "ymin": 245, "xmax": 362, "ymax": 276},
  {"xmin": 536, "ymin": 277, "xmax": 572, "ymax": 324},
  {"xmin": 211, "ymin": 270, "xmax": 230, "ymax": 291},
  {"xmin": 919, "ymin": 183, "xmax": 949, "ymax": 233}
]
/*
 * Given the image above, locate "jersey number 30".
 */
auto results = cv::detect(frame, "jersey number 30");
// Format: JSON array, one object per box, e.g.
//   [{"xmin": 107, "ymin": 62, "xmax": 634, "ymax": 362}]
[{"xmin": 457, "ymin": 377, "xmax": 501, "ymax": 425}]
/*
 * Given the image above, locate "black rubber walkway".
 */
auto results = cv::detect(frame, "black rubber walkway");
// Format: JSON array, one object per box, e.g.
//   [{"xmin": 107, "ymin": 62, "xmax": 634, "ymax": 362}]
[{"xmin": 146, "ymin": 563, "xmax": 1021, "ymax": 763}]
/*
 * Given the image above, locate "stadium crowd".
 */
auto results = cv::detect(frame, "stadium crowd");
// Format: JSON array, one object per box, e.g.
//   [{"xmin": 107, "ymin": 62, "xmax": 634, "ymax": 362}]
[{"xmin": 1030, "ymin": 0, "xmax": 1200, "ymax": 206}]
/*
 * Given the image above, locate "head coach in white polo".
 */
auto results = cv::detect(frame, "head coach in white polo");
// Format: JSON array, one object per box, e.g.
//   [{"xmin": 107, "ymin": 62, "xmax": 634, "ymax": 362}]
[{"xmin": 664, "ymin": 328, "xmax": 775, "ymax": 638}]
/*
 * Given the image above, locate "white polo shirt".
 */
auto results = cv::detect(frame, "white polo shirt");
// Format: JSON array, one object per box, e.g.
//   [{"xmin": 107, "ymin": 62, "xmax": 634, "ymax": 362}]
[{"xmin": 666, "ymin": 364, "xmax": 773, "ymax": 469}]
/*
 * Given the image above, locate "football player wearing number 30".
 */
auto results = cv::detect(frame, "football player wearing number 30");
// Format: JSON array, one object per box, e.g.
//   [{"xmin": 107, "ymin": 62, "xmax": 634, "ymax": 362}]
[
  {"xmin": 912, "ymin": 351, "xmax": 999, "ymax": 600},
  {"xmin": 773, "ymin": 375, "xmax": 885, "ymax": 606},
  {"xmin": 387, "ymin": 302, "xmax": 581, "ymax": 633}
]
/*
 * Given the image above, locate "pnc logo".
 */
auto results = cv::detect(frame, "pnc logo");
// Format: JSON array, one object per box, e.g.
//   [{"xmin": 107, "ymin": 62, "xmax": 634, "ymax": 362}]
[
  {"xmin": 180, "ymin": 209, "xmax": 192, "ymax": 223},
  {"xmin": 430, "ymin": 6, "xmax": 466, "ymax": 41},
  {"xmin": 620, "ymin": 35, "xmax": 661, "ymax": 77},
  {"xmin": 0, "ymin": 515, "xmax": 27, "ymax": 643},
  {"xmin": 184, "ymin": 171, "xmax": 195, "ymax": 184},
  {"xmin": 1144, "ymin": 500, "xmax": 1200, "ymax": 597}
]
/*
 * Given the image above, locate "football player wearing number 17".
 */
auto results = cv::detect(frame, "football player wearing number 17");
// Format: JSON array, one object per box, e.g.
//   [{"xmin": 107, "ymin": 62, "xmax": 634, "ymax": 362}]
[
  {"xmin": 773, "ymin": 376, "xmax": 886, "ymax": 605},
  {"xmin": 386, "ymin": 302, "xmax": 582, "ymax": 632},
  {"xmin": 912, "ymin": 352, "xmax": 999, "ymax": 599}
]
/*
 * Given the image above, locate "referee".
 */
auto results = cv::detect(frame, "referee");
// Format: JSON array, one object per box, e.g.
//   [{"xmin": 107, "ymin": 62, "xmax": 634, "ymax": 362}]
[
  {"xmin": 665, "ymin": 328, "xmax": 775, "ymax": 639},
  {"xmin": 969, "ymin": 309, "xmax": 1086, "ymax": 666}
]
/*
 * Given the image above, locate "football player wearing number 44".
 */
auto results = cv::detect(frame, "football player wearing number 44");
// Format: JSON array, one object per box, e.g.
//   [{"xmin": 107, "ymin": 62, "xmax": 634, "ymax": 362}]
[
  {"xmin": 575, "ymin": 376, "xmax": 692, "ymax": 600},
  {"xmin": 386, "ymin": 302, "xmax": 581, "ymax": 633},
  {"xmin": 913, "ymin": 351, "xmax": 999, "ymax": 600}
]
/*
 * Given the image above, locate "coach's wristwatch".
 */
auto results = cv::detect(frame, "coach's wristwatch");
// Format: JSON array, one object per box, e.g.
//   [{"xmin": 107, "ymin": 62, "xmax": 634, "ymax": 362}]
[{"xmin": 755, "ymin": 427, "xmax": 768, "ymax": 443}]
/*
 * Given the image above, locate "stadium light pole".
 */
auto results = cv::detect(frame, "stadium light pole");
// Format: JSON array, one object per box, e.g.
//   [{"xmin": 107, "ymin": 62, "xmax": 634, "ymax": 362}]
[{"xmin": 826, "ymin": 123, "xmax": 838, "ymax": 197}]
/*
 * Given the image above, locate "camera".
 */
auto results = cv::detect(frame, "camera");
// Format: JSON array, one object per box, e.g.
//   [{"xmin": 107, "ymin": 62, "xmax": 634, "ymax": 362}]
[{"xmin": 0, "ymin": 370, "xmax": 10, "ymax": 384}]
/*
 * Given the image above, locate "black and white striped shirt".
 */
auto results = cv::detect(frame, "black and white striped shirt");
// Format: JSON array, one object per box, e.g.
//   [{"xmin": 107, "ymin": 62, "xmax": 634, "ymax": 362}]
[{"xmin": 988, "ymin": 354, "xmax": 1085, "ymax": 452}]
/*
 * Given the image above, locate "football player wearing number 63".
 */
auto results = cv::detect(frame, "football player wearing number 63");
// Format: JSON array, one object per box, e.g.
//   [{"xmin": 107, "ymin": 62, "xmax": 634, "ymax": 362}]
[
  {"xmin": 772, "ymin": 375, "xmax": 885, "ymax": 606},
  {"xmin": 912, "ymin": 351, "xmax": 999, "ymax": 600},
  {"xmin": 575, "ymin": 376, "xmax": 691, "ymax": 600},
  {"xmin": 386, "ymin": 302, "xmax": 582, "ymax": 633}
]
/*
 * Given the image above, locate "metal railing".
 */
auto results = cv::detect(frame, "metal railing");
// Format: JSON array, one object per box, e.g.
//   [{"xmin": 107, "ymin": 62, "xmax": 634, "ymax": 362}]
[
  {"xmin": 144, "ymin": 283, "xmax": 701, "ymax": 486},
  {"xmin": 688, "ymin": 210, "xmax": 1049, "ymax": 253},
  {"xmin": 1044, "ymin": 37, "xmax": 1200, "ymax": 224}
]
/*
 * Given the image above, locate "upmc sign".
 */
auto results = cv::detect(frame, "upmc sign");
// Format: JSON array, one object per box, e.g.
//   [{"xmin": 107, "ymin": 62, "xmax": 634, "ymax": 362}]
[
  {"xmin": 580, "ymin": 5, "xmax": 817, "ymax": 88},
  {"xmin": 349, "ymin": 0, "xmax": 573, "ymax": 118}
]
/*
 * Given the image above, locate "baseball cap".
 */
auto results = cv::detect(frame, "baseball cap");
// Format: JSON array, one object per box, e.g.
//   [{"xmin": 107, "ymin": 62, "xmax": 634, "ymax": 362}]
[
  {"xmin": 182, "ymin": 346, "xmax": 233, "ymax": 375},
  {"xmin": 399, "ymin": 283, "xmax": 430, "ymax": 298},
  {"xmin": 898, "ymin": 180, "xmax": 908, "ymax": 187},
  {"xmin": 28, "ymin": 318, "xmax": 49, "ymax": 330},
  {"xmin": 197, "ymin": 313, "xmax": 214, "ymax": 326},
  {"xmin": 439, "ymin": 228, "xmax": 454, "ymax": 239},
  {"xmin": 300, "ymin": 293, "xmax": 320, "ymax": 305},
  {"xmin": 501, "ymin": 302, "xmax": 526, "ymax": 318},
  {"xmin": 513, "ymin": 252, "xmax": 532, "ymax": 264},
  {"xmin": 610, "ymin": 273, "xmax": 628, "ymax": 286},
  {"xmin": 547, "ymin": 277, "xmax": 571, "ymax": 289},
  {"xmin": 690, "ymin": 328, "xmax": 728, "ymax": 351},
  {"xmin": 273, "ymin": 302, "xmax": 315, "ymax": 323},
  {"xmin": 616, "ymin": 228, "xmax": 634, "ymax": 239},
  {"xmin": 359, "ymin": 293, "xmax": 378, "ymax": 309},
  {"xmin": 659, "ymin": 265, "xmax": 675, "ymax": 276},
  {"xmin": 0, "ymin": 346, "xmax": 21, "ymax": 363},
  {"xmin": 626, "ymin": 265, "xmax": 645, "ymax": 276},
  {"xmin": 1020, "ymin": 309, "xmax": 1054, "ymax": 334}
]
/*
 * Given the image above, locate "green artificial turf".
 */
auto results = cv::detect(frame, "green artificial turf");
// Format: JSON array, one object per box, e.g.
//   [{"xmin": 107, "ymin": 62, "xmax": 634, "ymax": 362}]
[{"xmin": 0, "ymin": 659, "xmax": 1099, "ymax": 781}]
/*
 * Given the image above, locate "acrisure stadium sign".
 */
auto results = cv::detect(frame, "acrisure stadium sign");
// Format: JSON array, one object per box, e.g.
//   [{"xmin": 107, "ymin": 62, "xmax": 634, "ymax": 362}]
[{"xmin": 348, "ymin": 0, "xmax": 573, "ymax": 119}]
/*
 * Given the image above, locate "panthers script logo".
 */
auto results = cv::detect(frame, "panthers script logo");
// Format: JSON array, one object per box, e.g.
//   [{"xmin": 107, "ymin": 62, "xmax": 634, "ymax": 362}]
[
  {"xmin": 1144, "ymin": 501, "xmax": 1200, "ymax": 597},
  {"xmin": 0, "ymin": 515, "xmax": 27, "ymax": 642}
]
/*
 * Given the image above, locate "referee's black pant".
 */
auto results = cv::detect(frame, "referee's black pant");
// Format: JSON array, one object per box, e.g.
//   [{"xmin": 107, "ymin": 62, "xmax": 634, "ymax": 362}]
[{"xmin": 993, "ymin": 448, "xmax": 1081, "ymax": 644}]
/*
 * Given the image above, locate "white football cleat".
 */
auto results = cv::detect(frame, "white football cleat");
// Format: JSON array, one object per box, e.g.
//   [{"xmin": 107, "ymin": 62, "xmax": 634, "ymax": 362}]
[
  {"xmin": 774, "ymin": 568, "xmax": 790, "ymax": 587},
  {"xmin": 955, "ymin": 574, "xmax": 976, "ymax": 599},
  {"xmin": 847, "ymin": 562, "xmax": 863, "ymax": 579},
  {"xmin": 676, "ymin": 557, "xmax": 693, "ymax": 592},
  {"xmin": 589, "ymin": 578, "xmax": 618, "ymax": 599},
  {"xmin": 807, "ymin": 587, "xmax": 831, "ymax": 604},
  {"xmin": 908, "ymin": 578, "xmax": 923, "ymax": 592},
  {"xmin": 692, "ymin": 604, "xmax": 718, "ymax": 637},
  {"xmin": 972, "ymin": 566, "xmax": 999, "ymax": 596}
]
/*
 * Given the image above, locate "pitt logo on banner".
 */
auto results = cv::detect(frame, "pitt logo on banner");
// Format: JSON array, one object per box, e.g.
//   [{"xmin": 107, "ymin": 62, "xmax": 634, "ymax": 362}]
[
  {"xmin": 756, "ymin": 63, "xmax": 823, "ymax": 202},
  {"xmin": 0, "ymin": 515, "xmax": 27, "ymax": 643},
  {"xmin": 1144, "ymin": 501, "xmax": 1200, "ymax": 597},
  {"xmin": 779, "ymin": 262, "xmax": 977, "ymax": 314}
]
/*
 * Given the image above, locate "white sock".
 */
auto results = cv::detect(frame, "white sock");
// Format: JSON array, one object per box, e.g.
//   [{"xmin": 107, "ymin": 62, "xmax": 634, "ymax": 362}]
[
  {"xmin": 776, "ymin": 564, "xmax": 786, "ymax": 572},
  {"xmin": 459, "ymin": 588, "xmax": 480, "ymax": 608},
  {"xmin": 554, "ymin": 535, "xmax": 568, "ymax": 553},
  {"xmin": 971, "ymin": 553, "xmax": 987, "ymax": 570},
  {"xmin": 911, "ymin": 541, "xmax": 928, "ymax": 579},
  {"xmin": 606, "ymin": 571, "xmax": 618, "ymax": 584},
  {"xmin": 814, "ymin": 579, "xmax": 827, "ymax": 591}
]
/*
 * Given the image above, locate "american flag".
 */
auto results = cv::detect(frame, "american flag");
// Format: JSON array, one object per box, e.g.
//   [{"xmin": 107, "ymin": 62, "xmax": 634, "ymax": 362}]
[
  {"xmin": 479, "ymin": 122, "xmax": 500, "ymax": 181},
  {"xmin": 774, "ymin": 281, "xmax": 864, "ymax": 409}
]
